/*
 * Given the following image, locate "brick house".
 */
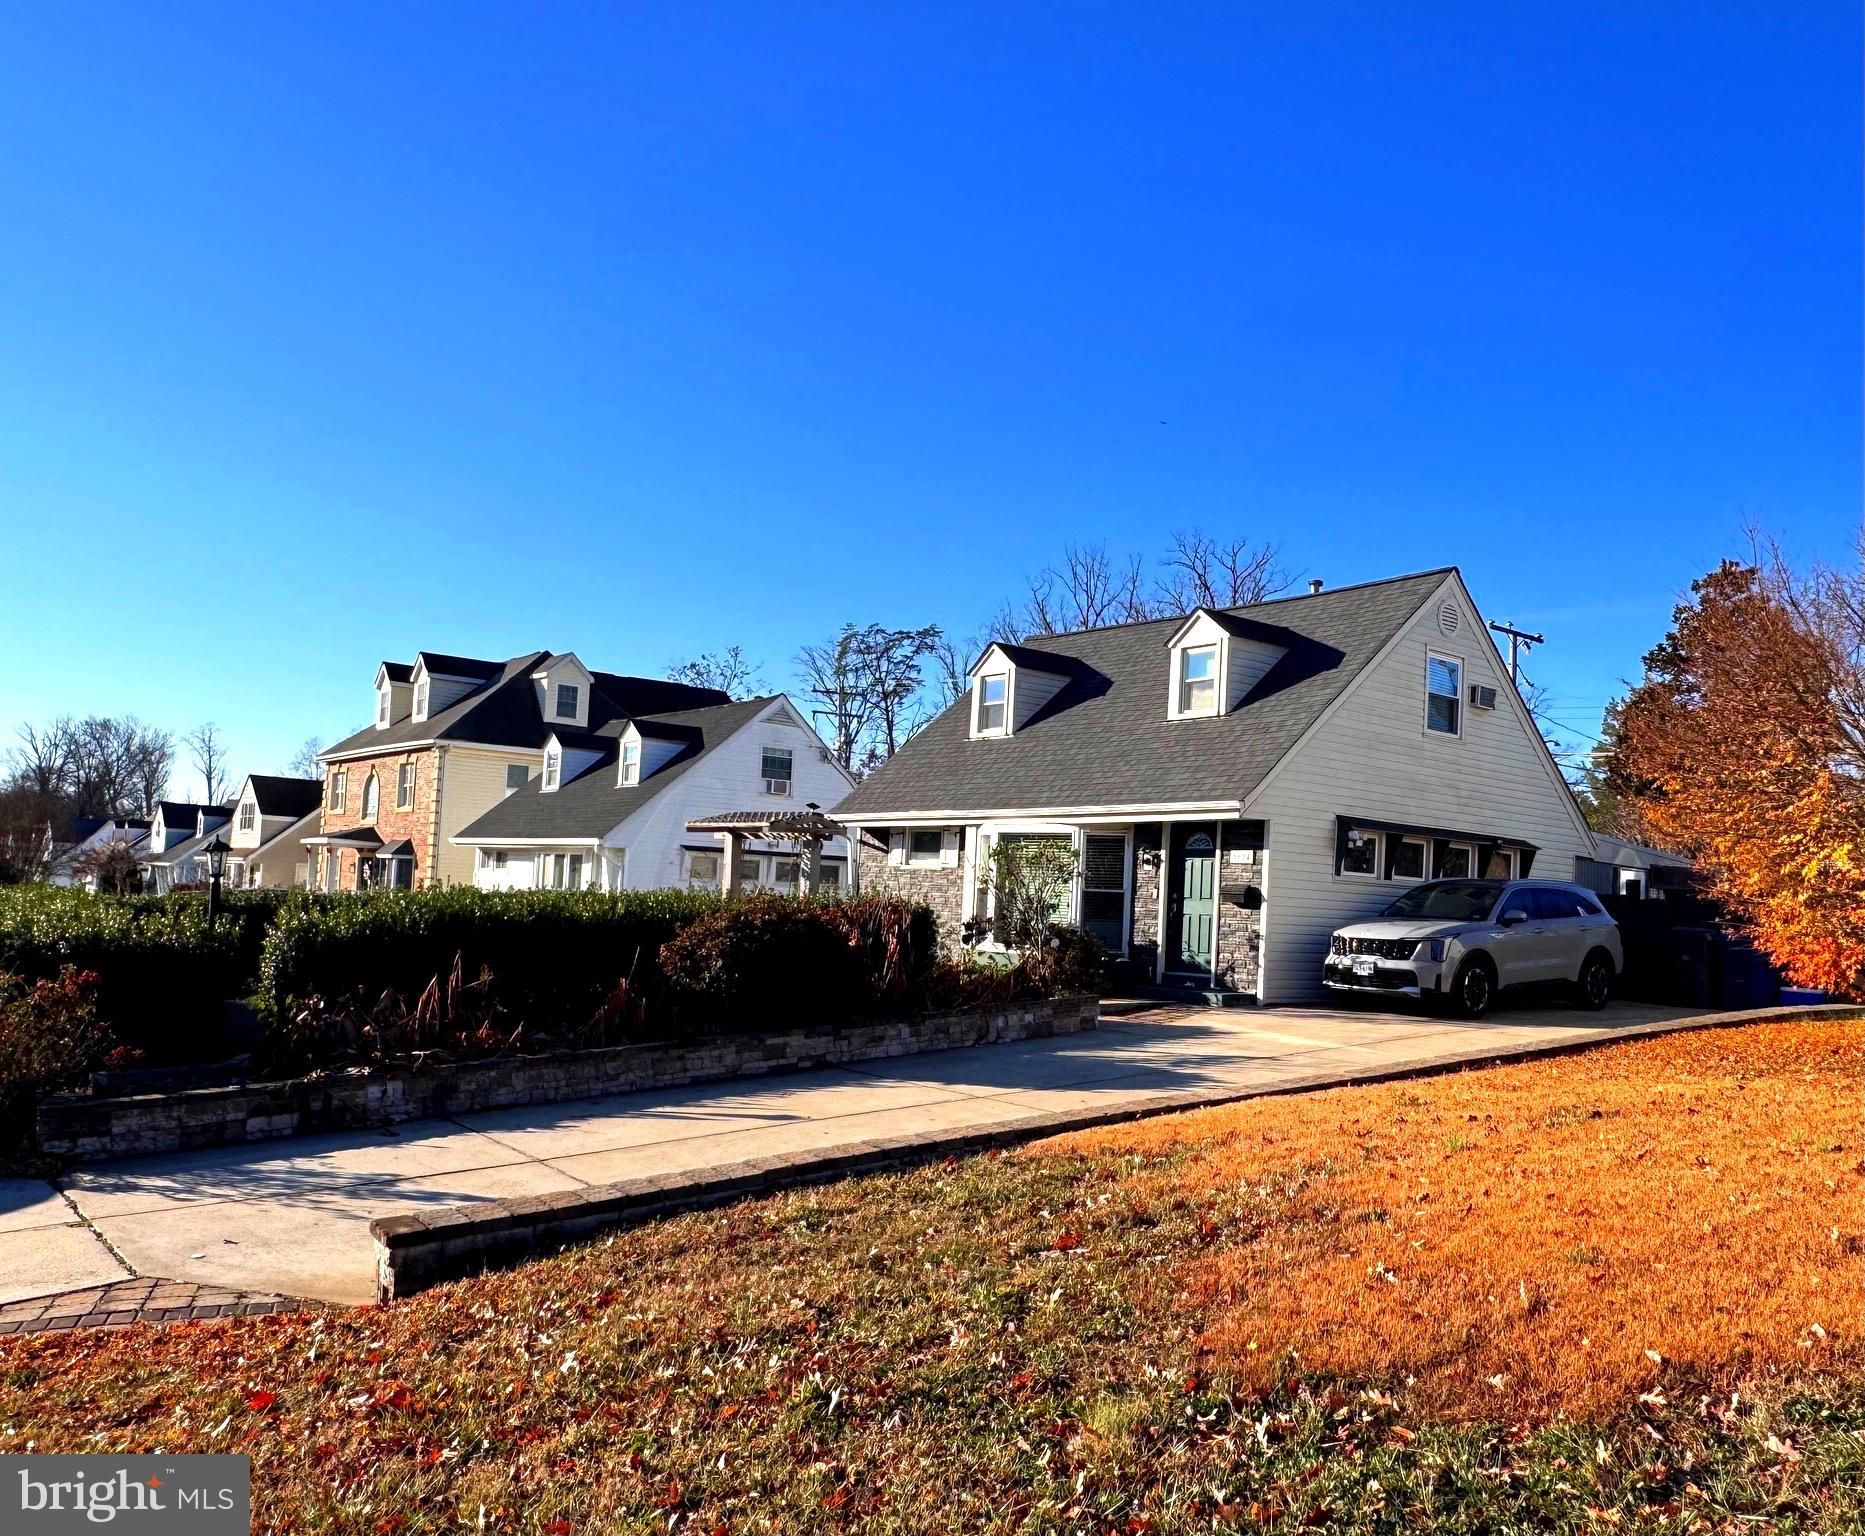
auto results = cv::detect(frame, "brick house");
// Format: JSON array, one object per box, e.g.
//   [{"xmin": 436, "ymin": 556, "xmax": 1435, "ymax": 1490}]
[
  {"xmin": 836, "ymin": 569, "xmax": 1600, "ymax": 1005},
  {"xmin": 308, "ymin": 651, "xmax": 727, "ymax": 890}
]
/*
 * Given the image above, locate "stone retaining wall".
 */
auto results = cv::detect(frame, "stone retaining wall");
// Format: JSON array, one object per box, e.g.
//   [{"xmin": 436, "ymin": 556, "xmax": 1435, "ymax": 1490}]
[{"xmin": 38, "ymin": 996, "xmax": 1100, "ymax": 1163}]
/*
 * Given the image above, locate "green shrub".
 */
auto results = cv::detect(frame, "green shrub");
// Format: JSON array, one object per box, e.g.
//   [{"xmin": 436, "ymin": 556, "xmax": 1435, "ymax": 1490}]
[
  {"xmin": 1019, "ymin": 923, "xmax": 1107, "ymax": 997},
  {"xmin": 0, "ymin": 886, "xmax": 242, "ymax": 1062},
  {"xmin": 124, "ymin": 887, "xmax": 303, "ymax": 988},
  {"xmin": 0, "ymin": 967, "xmax": 113, "ymax": 1166},
  {"xmin": 657, "ymin": 894, "xmax": 875, "ymax": 1032},
  {"xmin": 257, "ymin": 886, "xmax": 728, "ymax": 1066}
]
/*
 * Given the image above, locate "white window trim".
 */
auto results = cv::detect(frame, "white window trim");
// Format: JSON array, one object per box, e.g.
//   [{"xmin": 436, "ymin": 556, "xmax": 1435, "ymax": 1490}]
[
  {"xmin": 1390, "ymin": 833, "xmax": 1430, "ymax": 882},
  {"xmin": 238, "ymin": 803, "xmax": 256, "ymax": 832},
  {"xmin": 395, "ymin": 762, "xmax": 415, "ymax": 810},
  {"xmin": 621, "ymin": 740, "xmax": 641, "ymax": 786},
  {"xmin": 1340, "ymin": 826, "xmax": 1383, "ymax": 880},
  {"xmin": 1080, "ymin": 826, "xmax": 1134, "ymax": 957},
  {"xmin": 360, "ymin": 773, "xmax": 380, "ymax": 824},
  {"xmin": 413, "ymin": 679, "xmax": 430, "ymax": 720},
  {"xmin": 1487, "ymin": 847, "xmax": 1520, "ymax": 881},
  {"xmin": 543, "ymin": 751, "xmax": 561, "ymax": 791},
  {"xmin": 376, "ymin": 691, "xmax": 390, "ymax": 727},
  {"xmin": 973, "ymin": 672, "xmax": 1011, "ymax": 737},
  {"xmin": 555, "ymin": 683, "xmax": 580, "ymax": 720},
  {"xmin": 905, "ymin": 827, "xmax": 946, "ymax": 868},
  {"xmin": 966, "ymin": 820, "xmax": 1088, "ymax": 951},
  {"xmin": 329, "ymin": 769, "xmax": 347, "ymax": 813},
  {"xmin": 1436, "ymin": 840, "xmax": 1476, "ymax": 879},
  {"xmin": 1425, "ymin": 649, "xmax": 1464, "ymax": 738},
  {"xmin": 760, "ymin": 745, "xmax": 794, "ymax": 796},
  {"xmin": 1171, "ymin": 642, "xmax": 1222, "ymax": 720},
  {"xmin": 682, "ymin": 847, "xmax": 722, "ymax": 890}
]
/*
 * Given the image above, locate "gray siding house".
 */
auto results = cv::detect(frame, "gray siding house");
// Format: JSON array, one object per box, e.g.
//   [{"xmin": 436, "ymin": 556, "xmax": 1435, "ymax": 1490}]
[{"xmin": 836, "ymin": 568, "xmax": 1597, "ymax": 1004}]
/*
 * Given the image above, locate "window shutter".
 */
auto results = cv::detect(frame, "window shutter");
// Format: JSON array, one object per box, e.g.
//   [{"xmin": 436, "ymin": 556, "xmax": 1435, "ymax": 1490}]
[
  {"xmin": 939, "ymin": 829, "xmax": 961, "ymax": 867},
  {"xmin": 887, "ymin": 830, "xmax": 905, "ymax": 867}
]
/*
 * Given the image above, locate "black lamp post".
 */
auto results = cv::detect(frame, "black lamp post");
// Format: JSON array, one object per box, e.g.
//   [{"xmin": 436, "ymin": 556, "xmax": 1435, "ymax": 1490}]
[{"xmin": 204, "ymin": 834, "xmax": 230, "ymax": 932}]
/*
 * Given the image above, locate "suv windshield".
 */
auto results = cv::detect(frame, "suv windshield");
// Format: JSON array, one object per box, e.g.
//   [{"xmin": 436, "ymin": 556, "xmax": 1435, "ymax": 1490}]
[{"xmin": 1379, "ymin": 881, "xmax": 1503, "ymax": 922}]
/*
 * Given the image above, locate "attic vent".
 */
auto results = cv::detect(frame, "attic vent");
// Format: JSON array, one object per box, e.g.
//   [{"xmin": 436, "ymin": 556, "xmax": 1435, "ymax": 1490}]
[
  {"xmin": 1437, "ymin": 602, "xmax": 1461, "ymax": 636},
  {"xmin": 765, "ymin": 705, "xmax": 799, "ymax": 727}
]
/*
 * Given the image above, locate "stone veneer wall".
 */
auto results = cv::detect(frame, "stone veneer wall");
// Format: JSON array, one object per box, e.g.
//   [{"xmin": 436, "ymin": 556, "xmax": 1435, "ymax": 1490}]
[
  {"xmin": 855, "ymin": 835, "xmax": 968, "ymax": 950},
  {"xmin": 1128, "ymin": 820, "xmax": 1265, "ymax": 995},
  {"xmin": 39, "ymin": 996, "xmax": 1099, "ymax": 1163}
]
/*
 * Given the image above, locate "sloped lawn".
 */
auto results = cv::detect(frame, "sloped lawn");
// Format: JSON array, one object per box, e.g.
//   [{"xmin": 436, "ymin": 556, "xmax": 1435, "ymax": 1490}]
[{"xmin": 0, "ymin": 1019, "xmax": 1858, "ymax": 1534}]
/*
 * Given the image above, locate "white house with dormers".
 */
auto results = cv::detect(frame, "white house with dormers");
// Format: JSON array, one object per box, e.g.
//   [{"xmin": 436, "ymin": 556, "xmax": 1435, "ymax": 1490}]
[
  {"xmin": 837, "ymin": 568, "xmax": 1602, "ymax": 1004},
  {"xmin": 452, "ymin": 694, "xmax": 857, "ymax": 893}
]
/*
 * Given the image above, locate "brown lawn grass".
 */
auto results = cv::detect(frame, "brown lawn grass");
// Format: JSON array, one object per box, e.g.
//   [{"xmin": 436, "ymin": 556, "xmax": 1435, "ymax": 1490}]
[{"xmin": 1042, "ymin": 1014, "xmax": 1864, "ymax": 1421}]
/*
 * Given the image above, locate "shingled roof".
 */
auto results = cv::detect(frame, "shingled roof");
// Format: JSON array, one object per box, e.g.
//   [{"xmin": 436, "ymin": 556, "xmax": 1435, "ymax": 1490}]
[
  {"xmin": 454, "ymin": 696, "xmax": 776, "ymax": 842},
  {"xmin": 322, "ymin": 652, "xmax": 730, "ymax": 761},
  {"xmin": 244, "ymin": 775, "xmax": 324, "ymax": 818},
  {"xmin": 835, "ymin": 568, "xmax": 1454, "ymax": 818}
]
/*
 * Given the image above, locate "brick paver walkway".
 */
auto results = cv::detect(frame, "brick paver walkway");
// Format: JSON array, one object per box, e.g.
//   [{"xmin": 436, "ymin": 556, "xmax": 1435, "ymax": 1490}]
[{"xmin": 0, "ymin": 1277, "xmax": 308, "ymax": 1336}]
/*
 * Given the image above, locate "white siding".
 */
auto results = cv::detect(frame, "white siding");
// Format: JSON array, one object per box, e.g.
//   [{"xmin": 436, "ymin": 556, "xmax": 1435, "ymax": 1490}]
[
  {"xmin": 1247, "ymin": 575, "xmax": 1596, "ymax": 1004},
  {"xmin": 432, "ymin": 746, "xmax": 542, "ymax": 887},
  {"xmin": 602, "ymin": 700, "xmax": 855, "ymax": 891},
  {"xmin": 1227, "ymin": 637, "xmax": 1286, "ymax": 707}
]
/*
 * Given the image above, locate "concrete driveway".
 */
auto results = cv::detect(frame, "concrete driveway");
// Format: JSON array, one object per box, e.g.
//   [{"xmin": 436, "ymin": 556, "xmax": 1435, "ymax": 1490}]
[{"xmin": 5, "ymin": 999, "xmax": 1704, "ymax": 1308}]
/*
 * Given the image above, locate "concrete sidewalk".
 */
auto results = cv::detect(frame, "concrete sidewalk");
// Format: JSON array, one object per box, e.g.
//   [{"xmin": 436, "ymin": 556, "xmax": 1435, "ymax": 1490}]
[{"xmin": 3, "ymin": 1000, "xmax": 1709, "ymax": 1309}]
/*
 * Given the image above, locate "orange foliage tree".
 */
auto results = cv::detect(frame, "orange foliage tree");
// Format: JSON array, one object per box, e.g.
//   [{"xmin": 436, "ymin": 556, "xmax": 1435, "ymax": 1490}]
[{"xmin": 1613, "ymin": 543, "xmax": 1865, "ymax": 997}]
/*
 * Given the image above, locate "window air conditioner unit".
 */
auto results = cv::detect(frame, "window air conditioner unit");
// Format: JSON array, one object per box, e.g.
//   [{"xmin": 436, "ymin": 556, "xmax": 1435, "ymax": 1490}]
[
  {"xmin": 763, "ymin": 777, "xmax": 791, "ymax": 796},
  {"xmin": 1468, "ymin": 684, "xmax": 1499, "ymax": 711}
]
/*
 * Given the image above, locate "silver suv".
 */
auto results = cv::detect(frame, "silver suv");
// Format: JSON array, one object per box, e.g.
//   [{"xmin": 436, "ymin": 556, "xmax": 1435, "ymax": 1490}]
[{"xmin": 1322, "ymin": 879, "xmax": 1622, "ymax": 1019}]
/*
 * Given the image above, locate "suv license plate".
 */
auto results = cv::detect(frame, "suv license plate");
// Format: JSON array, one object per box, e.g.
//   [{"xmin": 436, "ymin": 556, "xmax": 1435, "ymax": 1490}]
[{"xmin": 1351, "ymin": 955, "xmax": 1376, "ymax": 977}]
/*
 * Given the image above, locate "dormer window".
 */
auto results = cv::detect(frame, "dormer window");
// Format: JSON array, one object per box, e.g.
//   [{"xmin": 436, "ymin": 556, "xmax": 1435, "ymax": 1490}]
[
  {"xmin": 976, "ymin": 674, "xmax": 1007, "ymax": 733},
  {"xmin": 1177, "ymin": 645, "xmax": 1218, "ymax": 716},
  {"xmin": 621, "ymin": 739, "xmax": 641, "ymax": 785},
  {"xmin": 543, "ymin": 750, "xmax": 561, "ymax": 790},
  {"xmin": 414, "ymin": 680, "xmax": 429, "ymax": 718},
  {"xmin": 555, "ymin": 683, "xmax": 579, "ymax": 720},
  {"xmin": 376, "ymin": 691, "xmax": 389, "ymax": 727},
  {"xmin": 238, "ymin": 801, "xmax": 255, "ymax": 833}
]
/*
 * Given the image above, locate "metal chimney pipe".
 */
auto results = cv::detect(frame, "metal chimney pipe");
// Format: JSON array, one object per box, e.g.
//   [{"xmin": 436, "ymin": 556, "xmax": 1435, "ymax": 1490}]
[{"xmin": 1308, "ymin": 578, "xmax": 1324, "ymax": 595}]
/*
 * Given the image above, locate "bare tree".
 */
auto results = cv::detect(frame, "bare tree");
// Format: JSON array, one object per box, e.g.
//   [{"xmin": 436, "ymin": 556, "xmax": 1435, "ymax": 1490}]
[
  {"xmin": 928, "ymin": 626, "xmax": 993, "ymax": 707},
  {"xmin": 795, "ymin": 626, "xmax": 875, "ymax": 773},
  {"xmin": 122, "ymin": 720, "xmax": 174, "ymax": 816},
  {"xmin": 6, "ymin": 715, "xmax": 170, "ymax": 818},
  {"xmin": 1155, "ymin": 531, "xmax": 1290, "ymax": 611},
  {"xmin": 9, "ymin": 720, "xmax": 75, "ymax": 799},
  {"xmin": 187, "ymin": 723, "xmax": 232, "ymax": 805},
  {"xmin": 668, "ymin": 646, "xmax": 765, "ymax": 700},
  {"xmin": 285, "ymin": 737, "xmax": 324, "ymax": 780},
  {"xmin": 993, "ymin": 532, "xmax": 1291, "ymax": 641}
]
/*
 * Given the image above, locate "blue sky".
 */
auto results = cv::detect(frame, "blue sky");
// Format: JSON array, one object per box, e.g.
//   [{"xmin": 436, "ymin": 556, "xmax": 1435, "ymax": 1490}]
[{"xmin": 0, "ymin": 3, "xmax": 1856, "ymax": 795}]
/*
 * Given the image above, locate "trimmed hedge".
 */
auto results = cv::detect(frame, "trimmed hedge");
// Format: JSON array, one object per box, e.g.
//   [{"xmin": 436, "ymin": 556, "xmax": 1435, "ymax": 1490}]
[
  {"xmin": 258, "ymin": 886, "xmax": 729, "ymax": 1039},
  {"xmin": 0, "ymin": 886, "xmax": 243, "ymax": 1061}
]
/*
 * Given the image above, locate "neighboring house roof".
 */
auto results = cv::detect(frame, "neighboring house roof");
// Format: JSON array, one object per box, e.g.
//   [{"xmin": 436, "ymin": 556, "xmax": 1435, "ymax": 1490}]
[
  {"xmin": 143, "ymin": 819, "xmax": 232, "ymax": 868},
  {"xmin": 454, "ymin": 696, "xmax": 776, "ymax": 843},
  {"xmin": 1590, "ymin": 834, "xmax": 1692, "ymax": 870},
  {"xmin": 155, "ymin": 800, "xmax": 230, "ymax": 828},
  {"xmin": 56, "ymin": 815, "xmax": 108, "ymax": 847},
  {"xmin": 239, "ymin": 808, "xmax": 321, "ymax": 863},
  {"xmin": 836, "ymin": 568, "xmax": 1456, "ymax": 818},
  {"xmin": 322, "ymin": 651, "xmax": 731, "ymax": 762},
  {"xmin": 244, "ymin": 775, "xmax": 324, "ymax": 818}
]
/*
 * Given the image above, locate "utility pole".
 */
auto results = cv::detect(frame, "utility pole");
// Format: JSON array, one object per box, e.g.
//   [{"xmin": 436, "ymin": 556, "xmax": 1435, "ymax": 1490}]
[{"xmin": 1487, "ymin": 620, "xmax": 1545, "ymax": 684}]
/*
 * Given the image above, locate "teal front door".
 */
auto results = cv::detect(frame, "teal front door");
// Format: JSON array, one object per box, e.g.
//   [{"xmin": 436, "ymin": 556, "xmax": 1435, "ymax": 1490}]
[{"xmin": 1167, "ymin": 825, "xmax": 1216, "ymax": 974}]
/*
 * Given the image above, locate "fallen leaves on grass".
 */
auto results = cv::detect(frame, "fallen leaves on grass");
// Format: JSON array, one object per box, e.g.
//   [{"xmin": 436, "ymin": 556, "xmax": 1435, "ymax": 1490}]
[{"xmin": 1044, "ymin": 1016, "xmax": 1864, "ymax": 1419}]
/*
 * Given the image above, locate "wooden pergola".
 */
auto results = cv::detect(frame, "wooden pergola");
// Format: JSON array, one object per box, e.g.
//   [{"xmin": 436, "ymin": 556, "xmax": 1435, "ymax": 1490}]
[{"xmin": 684, "ymin": 807, "xmax": 847, "ymax": 895}]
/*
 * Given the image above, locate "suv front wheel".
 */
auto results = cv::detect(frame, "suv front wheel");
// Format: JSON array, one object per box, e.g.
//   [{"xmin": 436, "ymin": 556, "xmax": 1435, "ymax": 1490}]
[{"xmin": 1451, "ymin": 957, "xmax": 1495, "ymax": 1020}]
